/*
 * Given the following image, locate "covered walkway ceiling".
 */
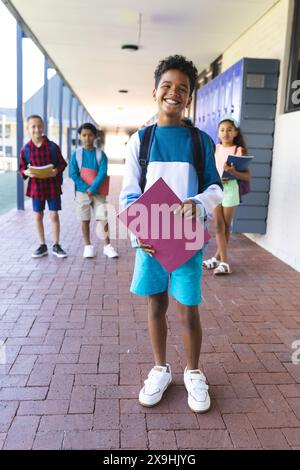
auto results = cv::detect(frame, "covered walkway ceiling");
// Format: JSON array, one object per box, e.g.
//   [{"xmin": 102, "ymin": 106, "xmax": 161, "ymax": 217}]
[{"xmin": 6, "ymin": 0, "xmax": 278, "ymax": 131}]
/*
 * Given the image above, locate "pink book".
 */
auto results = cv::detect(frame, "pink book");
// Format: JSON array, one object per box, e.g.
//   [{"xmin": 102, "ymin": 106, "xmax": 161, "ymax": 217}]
[
  {"xmin": 118, "ymin": 177, "xmax": 210, "ymax": 272},
  {"xmin": 80, "ymin": 168, "xmax": 110, "ymax": 195}
]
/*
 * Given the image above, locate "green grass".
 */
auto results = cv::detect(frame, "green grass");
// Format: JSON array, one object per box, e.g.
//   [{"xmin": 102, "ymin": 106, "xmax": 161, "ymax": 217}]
[
  {"xmin": 0, "ymin": 170, "xmax": 69, "ymax": 216},
  {"xmin": 0, "ymin": 171, "xmax": 18, "ymax": 215}
]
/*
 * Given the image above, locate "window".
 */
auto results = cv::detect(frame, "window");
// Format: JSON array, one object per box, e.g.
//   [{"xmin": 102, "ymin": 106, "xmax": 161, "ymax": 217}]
[
  {"xmin": 0, "ymin": 124, "xmax": 11, "ymax": 138},
  {"xmin": 285, "ymin": 0, "xmax": 300, "ymax": 112},
  {"xmin": 5, "ymin": 146, "xmax": 13, "ymax": 157},
  {"xmin": 211, "ymin": 55, "xmax": 223, "ymax": 79},
  {"xmin": 197, "ymin": 55, "xmax": 222, "ymax": 89},
  {"xmin": 0, "ymin": 145, "xmax": 13, "ymax": 156}
]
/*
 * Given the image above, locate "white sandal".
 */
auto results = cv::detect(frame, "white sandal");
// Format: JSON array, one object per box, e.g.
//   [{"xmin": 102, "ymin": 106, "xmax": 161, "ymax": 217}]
[
  {"xmin": 203, "ymin": 257, "xmax": 219, "ymax": 269},
  {"xmin": 213, "ymin": 262, "xmax": 232, "ymax": 275}
]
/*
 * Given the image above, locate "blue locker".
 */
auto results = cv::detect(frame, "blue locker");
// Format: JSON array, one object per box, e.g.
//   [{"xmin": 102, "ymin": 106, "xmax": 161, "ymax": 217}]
[
  {"xmin": 200, "ymin": 90, "xmax": 205, "ymax": 128},
  {"xmin": 224, "ymin": 70, "xmax": 233, "ymax": 115},
  {"xmin": 195, "ymin": 58, "xmax": 279, "ymax": 234},
  {"xmin": 207, "ymin": 87, "xmax": 212, "ymax": 135},
  {"xmin": 203, "ymin": 89, "xmax": 208, "ymax": 133},
  {"xmin": 218, "ymin": 74, "xmax": 225, "ymax": 123},
  {"xmin": 210, "ymin": 82, "xmax": 219, "ymax": 142},
  {"xmin": 219, "ymin": 70, "xmax": 226, "ymax": 114},
  {"xmin": 231, "ymin": 60, "xmax": 243, "ymax": 120}
]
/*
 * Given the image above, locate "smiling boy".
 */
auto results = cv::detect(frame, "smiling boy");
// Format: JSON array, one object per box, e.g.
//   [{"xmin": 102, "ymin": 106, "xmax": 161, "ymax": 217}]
[
  {"xmin": 120, "ymin": 55, "xmax": 223, "ymax": 413},
  {"xmin": 19, "ymin": 115, "xmax": 67, "ymax": 258}
]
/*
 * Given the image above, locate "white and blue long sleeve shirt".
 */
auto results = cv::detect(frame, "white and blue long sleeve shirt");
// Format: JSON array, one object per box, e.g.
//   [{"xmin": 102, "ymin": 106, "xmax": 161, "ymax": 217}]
[{"xmin": 120, "ymin": 126, "xmax": 223, "ymax": 213}]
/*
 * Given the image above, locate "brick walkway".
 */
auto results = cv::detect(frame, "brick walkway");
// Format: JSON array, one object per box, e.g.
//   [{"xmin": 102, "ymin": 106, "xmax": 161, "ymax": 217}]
[{"xmin": 0, "ymin": 175, "xmax": 300, "ymax": 450}]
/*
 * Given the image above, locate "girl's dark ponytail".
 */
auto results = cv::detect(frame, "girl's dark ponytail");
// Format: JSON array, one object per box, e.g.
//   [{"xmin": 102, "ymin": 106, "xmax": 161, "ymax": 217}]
[{"xmin": 233, "ymin": 128, "xmax": 248, "ymax": 154}]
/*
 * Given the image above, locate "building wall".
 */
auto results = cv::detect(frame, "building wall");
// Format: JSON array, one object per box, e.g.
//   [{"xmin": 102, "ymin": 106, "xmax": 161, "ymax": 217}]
[
  {"xmin": 0, "ymin": 119, "xmax": 17, "ymax": 170},
  {"xmin": 222, "ymin": 1, "xmax": 289, "ymax": 75},
  {"xmin": 221, "ymin": 0, "xmax": 300, "ymax": 272},
  {"xmin": 0, "ymin": 120, "xmax": 17, "ymax": 155}
]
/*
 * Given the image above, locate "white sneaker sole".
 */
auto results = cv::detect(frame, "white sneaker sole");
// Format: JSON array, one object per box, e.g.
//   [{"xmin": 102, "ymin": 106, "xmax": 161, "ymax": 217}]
[
  {"xmin": 103, "ymin": 253, "xmax": 119, "ymax": 258},
  {"xmin": 32, "ymin": 251, "xmax": 48, "ymax": 258},
  {"xmin": 187, "ymin": 398, "xmax": 211, "ymax": 414},
  {"xmin": 184, "ymin": 383, "xmax": 211, "ymax": 413},
  {"xmin": 139, "ymin": 378, "xmax": 172, "ymax": 407},
  {"xmin": 52, "ymin": 251, "xmax": 67, "ymax": 258}
]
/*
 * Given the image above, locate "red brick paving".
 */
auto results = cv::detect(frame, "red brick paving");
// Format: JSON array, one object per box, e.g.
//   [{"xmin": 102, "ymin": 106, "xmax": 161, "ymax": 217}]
[{"xmin": 0, "ymin": 175, "xmax": 300, "ymax": 450}]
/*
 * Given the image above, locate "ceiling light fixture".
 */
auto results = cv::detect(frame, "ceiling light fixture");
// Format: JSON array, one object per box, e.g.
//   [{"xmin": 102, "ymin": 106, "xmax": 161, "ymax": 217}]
[
  {"xmin": 121, "ymin": 44, "xmax": 139, "ymax": 51},
  {"xmin": 121, "ymin": 13, "xmax": 142, "ymax": 52}
]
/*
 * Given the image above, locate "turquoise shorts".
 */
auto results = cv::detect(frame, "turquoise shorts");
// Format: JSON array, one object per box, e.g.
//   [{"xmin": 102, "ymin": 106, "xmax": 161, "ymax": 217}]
[
  {"xmin": 130, "ymin": 248, "xmax": 203, "ymax": 306},
  {"xmin": 222, "ymin": 180, "xmax": 239, "ymax": 207}
]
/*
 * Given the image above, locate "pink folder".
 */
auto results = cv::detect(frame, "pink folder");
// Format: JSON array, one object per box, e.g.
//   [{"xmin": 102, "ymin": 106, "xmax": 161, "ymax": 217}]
[
  {"xmin": 118, "ymin": 177, "xmax": 210, "ymax": 272},
  {"xmin": 80, "ymin": 168, "xmax": 110, "ymax": 195}
]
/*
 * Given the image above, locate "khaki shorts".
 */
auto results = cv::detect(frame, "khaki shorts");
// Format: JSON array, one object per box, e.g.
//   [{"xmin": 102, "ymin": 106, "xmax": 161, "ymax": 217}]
[{"xmin": 75, "ymin": 191, "xmax": 108, "ymax": 222}]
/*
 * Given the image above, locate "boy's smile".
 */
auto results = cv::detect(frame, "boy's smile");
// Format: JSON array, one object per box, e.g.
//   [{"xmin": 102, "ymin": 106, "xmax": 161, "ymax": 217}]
[{"xmin": 153, "ymin": 69, "xmax": 192, "ymax": 125}]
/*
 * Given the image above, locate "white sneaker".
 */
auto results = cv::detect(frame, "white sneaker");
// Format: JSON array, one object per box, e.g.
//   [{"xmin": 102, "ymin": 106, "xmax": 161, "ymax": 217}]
[
  {"xmin": 83, "ymin": 245, "xmax": 95, "ymax": 258},
  {"xmin": 139, "ymin": 364, "xmax": 172, "ymax": 407},
  {"xmin": 184, "ymin": 367, "xmax": 211, "ymax": 413},
  {"xmin": 103, "ymin": 244, "xmax": 119, "ymax": 258}
]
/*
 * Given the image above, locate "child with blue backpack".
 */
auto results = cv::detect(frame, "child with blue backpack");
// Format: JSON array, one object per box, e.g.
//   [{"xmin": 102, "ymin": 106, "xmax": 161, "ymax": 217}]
[
  {"xmin": 120, "ymin": 55, "xmax": 223, "ymax": 413},
  {"xmin": 19, "ymin": 115, "xmax": 67, "ymax": 258}
]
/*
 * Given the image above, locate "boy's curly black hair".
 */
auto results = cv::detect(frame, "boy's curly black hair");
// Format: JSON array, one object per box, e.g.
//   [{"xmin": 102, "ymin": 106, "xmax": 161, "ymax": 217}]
[
  {"xmin": 154, "ymin": 55, "xmax": 198, "ymax": 96},
  {"xmin": 78, "ymin": 123, "xmax": 98, "ymax": 136}
]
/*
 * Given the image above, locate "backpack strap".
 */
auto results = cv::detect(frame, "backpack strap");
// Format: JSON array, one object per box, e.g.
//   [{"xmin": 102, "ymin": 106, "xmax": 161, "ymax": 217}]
[
  {"xmin": 49, "ymin": 141, "xmax": 58, "ymax": 165},
  {"xmin": 75, "ymin": 147, "xmax": 102, "ymax": 169},
  {"xmin": 23, "ymin": 143, "xmax": 31, "ymax": 165},
  {"xmin": 189, "ymin": 127, "xmax": 205, "ymax": 193},
  {"xmin": 75, "ymin": 148, "xmax": 83, "ymax": 169},
  {"xmin": 96, "ymin": 148, "xmax": 102, "ymax": 167},
  {"xmin": 138, "ymin": 124, "xmax": 210, "ymax": 195},
  {"xmin": 48, "ymin": 140, "xmax": 64, "ymax": 184},
  {"xmin": 138, "ymin": 124, "xmax": 157, "ymax": 193},
  {"xmin": 24, "ymin": 140, "xmax": 58, "ymax": 166}
]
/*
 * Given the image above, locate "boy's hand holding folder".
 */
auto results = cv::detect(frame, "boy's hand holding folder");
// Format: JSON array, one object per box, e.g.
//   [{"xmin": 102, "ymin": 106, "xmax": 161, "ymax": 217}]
[{"xmin": 118, "ymin": 178, "xmax": 210, "ymax": 272}]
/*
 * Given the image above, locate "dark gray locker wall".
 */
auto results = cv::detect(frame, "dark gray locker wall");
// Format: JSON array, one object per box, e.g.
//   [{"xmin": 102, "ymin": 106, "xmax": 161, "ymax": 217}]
[
  {"xmin": 233, "ymin": 58, "xmax": 279, "ymax": 234},
  {"xmin": 195, "ymin": 57, "xmax": 280, "ymax": 234}
]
